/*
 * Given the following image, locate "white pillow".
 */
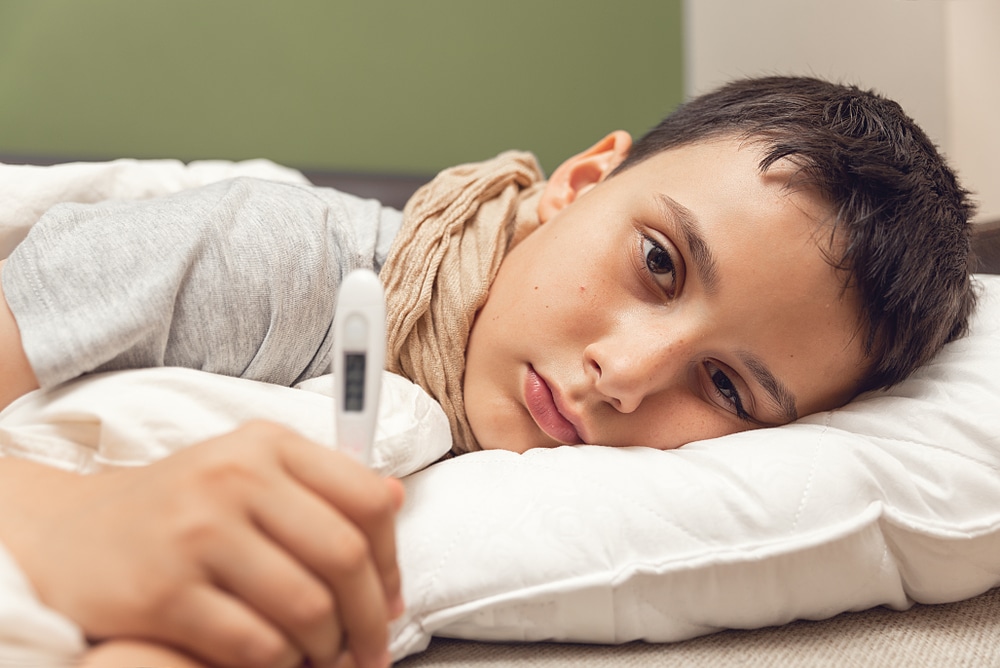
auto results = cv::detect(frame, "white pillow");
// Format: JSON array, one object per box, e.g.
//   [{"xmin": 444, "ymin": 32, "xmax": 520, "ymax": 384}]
[{"xmin": 387, "ymin": 274, "xmax": 1000, "ymax": 659}]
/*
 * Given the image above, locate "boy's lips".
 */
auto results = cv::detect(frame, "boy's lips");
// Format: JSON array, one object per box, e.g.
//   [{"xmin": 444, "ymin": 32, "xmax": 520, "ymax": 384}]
[{"xmin": 523, "ymin": 365, "xmax": 585, "ymax": 445}]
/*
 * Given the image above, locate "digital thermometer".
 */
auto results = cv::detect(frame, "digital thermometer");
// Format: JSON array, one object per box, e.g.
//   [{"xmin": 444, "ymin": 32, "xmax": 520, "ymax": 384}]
[{"xmin": 332, "ymin": 268, "xmax": 386, "ymax": 465}]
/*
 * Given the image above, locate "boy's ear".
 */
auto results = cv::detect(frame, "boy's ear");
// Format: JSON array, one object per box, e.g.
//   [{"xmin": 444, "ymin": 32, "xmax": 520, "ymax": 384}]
[{"xmin": 538, "ymin": 130, "xmax": 633, "ymax": 223}]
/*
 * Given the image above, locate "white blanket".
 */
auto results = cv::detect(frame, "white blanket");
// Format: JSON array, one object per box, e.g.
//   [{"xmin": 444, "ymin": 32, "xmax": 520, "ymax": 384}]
[
  {"xmin": 0, "ymin": 157, "xmax": 309, "ymax": 259},
  {"xmin": 0, "ymin": 368, "xmax": 450, "ymax": 664}
]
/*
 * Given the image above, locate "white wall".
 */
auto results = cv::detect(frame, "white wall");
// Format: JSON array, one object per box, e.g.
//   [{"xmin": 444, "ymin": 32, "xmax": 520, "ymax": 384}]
[
  {"xmin": 685, "ymin": 0, "xmax": 999, "ymax": 222},
  {"xmin": 946, "ymin": 1, "xmax": 1000, "ymax": 222}
]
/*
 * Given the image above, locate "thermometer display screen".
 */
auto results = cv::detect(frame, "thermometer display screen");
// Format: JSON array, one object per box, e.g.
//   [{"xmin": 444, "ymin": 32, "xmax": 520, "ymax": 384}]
[{"xmin": 343, "ymin": 353, "xmax": 366, "ymax": 411}]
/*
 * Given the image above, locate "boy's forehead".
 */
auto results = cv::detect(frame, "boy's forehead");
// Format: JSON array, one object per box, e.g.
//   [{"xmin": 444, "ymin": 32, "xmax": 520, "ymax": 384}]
[
  {"xmin": 624, "ymin": 137, "xmax": 818, "ymax": 196},
  {"xmin": 613, "ymin": 138, "xmax": 839, "ymax": 248}
]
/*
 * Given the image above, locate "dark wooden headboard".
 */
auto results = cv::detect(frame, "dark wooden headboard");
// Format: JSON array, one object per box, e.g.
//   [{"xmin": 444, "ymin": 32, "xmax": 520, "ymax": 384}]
[{"xmin": 303, "ymin": 169, "xmax": 429, "ymax": 212}]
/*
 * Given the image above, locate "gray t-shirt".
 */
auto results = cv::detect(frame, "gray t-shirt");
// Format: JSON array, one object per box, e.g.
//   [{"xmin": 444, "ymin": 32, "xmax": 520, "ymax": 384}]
[{"xmin": 2, "ymin": 177, "xmax": 402, "ymax": 389}]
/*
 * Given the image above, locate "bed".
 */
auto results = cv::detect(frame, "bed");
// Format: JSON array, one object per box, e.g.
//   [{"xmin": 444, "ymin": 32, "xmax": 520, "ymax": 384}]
[{"xmin": 0, "ymin": 157, "xmax": 998, "ymax": 667}]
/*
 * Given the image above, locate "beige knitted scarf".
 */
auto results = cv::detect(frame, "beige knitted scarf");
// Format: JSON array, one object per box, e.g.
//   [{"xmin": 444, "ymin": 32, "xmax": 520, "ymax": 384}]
[{"xmin": 381, "ymin": 151, "xmax": 545, "ymax": 454}]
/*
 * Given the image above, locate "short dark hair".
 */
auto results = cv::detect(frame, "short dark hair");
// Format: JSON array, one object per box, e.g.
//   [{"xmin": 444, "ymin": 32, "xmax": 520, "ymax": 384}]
[{"xmin": 614, "ymin": 75, "xmax": 977, "ymax": 393}]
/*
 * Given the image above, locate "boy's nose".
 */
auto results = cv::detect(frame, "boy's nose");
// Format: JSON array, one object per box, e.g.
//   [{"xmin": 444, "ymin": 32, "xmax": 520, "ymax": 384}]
[{"xmin": 583, "ymin": 325, "xmax": 694, "ymax": 414}]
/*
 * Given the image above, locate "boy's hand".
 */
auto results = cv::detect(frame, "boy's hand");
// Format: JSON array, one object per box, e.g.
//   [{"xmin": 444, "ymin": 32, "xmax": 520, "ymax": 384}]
[{"xmin": 0, "ymin": 420, "xmax": 403, "ymax": 668}]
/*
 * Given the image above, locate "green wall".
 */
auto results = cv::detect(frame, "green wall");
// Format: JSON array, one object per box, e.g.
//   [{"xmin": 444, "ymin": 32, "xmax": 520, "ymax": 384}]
[{"xmin": 0, "ymin": 1, "xmax": 683, "ymax": 176}]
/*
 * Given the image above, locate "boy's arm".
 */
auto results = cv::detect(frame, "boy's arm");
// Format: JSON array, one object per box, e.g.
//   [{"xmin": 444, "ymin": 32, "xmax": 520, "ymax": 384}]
[
  {"xmin": 0, "ymin": 421, "xmax": 402, "ymax": 668},
  {"xmin": 0, "ymin": 260, "xmax": 40, "ymax": 411}
]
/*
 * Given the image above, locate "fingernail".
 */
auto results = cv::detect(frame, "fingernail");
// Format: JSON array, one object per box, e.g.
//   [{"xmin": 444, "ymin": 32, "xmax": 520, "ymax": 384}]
[
  {"xmin": 389, "ymin": 593, "xmax": 406, "ymax": 619},
  {"xmin": 385, "ymin": 477, "xmax": 406, "ymax": 510}
]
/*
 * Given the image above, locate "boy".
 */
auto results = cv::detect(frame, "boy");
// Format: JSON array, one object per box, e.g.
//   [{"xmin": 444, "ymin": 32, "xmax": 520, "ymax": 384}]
[{"xmin": 0, "ymin": 76, "xmax": 976, "ymax": 667}]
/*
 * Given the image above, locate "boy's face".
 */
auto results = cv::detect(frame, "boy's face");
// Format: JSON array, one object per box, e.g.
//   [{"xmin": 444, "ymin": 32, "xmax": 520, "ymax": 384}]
[{"xmin": 463, "ymin": 136, "xmax": 868, "ymax": 453}]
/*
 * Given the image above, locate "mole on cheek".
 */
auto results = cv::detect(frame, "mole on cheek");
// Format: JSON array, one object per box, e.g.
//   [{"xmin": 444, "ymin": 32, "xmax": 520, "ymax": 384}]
[{"xmin": 662, "ymin": 339, "xmax": 683, "ymax": 356}]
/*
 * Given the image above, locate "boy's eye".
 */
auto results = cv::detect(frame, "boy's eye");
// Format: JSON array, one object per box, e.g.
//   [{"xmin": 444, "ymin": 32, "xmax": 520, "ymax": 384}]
[
  {"xmin": 705, "ymin": 361, "xmax": 751, "ymax": 422},
  {"xmin": 642, "ymin": 236, "xmax": 677, "ymax": 297}
]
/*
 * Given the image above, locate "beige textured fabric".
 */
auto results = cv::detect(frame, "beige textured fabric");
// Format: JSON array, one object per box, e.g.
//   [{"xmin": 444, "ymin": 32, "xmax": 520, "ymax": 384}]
[
  {"xmin": 381, "ymin": 151, "xmax": 545, "ymax": 454},
  {"xmin": 395, "ymin": 587, "xmax": 1000, "ymax": 667}
]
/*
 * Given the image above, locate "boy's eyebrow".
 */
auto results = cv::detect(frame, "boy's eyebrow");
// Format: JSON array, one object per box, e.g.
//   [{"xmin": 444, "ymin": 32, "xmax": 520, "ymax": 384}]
[
  {"xmin": 653, "ymin": 193, "xmax": 798, "ymax": 423},
  {"xmin": 739, "ymin": 352, "xmax": 799, "ymax": 423},
  {"xmin": 655, "ymin": 194, "xmax": 719, "ymax": 294}
]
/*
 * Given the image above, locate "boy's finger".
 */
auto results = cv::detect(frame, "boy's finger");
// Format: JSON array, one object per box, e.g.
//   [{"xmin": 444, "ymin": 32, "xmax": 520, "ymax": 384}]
[
  {"xmin": 248, "ymin": 477, "xmax": 392, "ymax": 668},
  {"xmin": 158, "ymin": 585, "xmax": 301, "ymax": 668},
  {"xmin": 204, "ymin": 521, "xmax": 342, "ymax": 667},
  {"xmin": 274, "ymin": 432, "xmax": 404, "ymax": 611},
  {"xmin": 383, "ymin": 476, "xmax": 406, "ymax": 512},
  {"xmin": 334, "ymin": 649, "xmax": 361, "ymax": 668},
  {"xmin": 331, "ymin": 558, "xmax": 393, "ymax": 668},
  {"xmin": 382, "ymin": 477, "xmax": 407, "ymax": 618}
]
